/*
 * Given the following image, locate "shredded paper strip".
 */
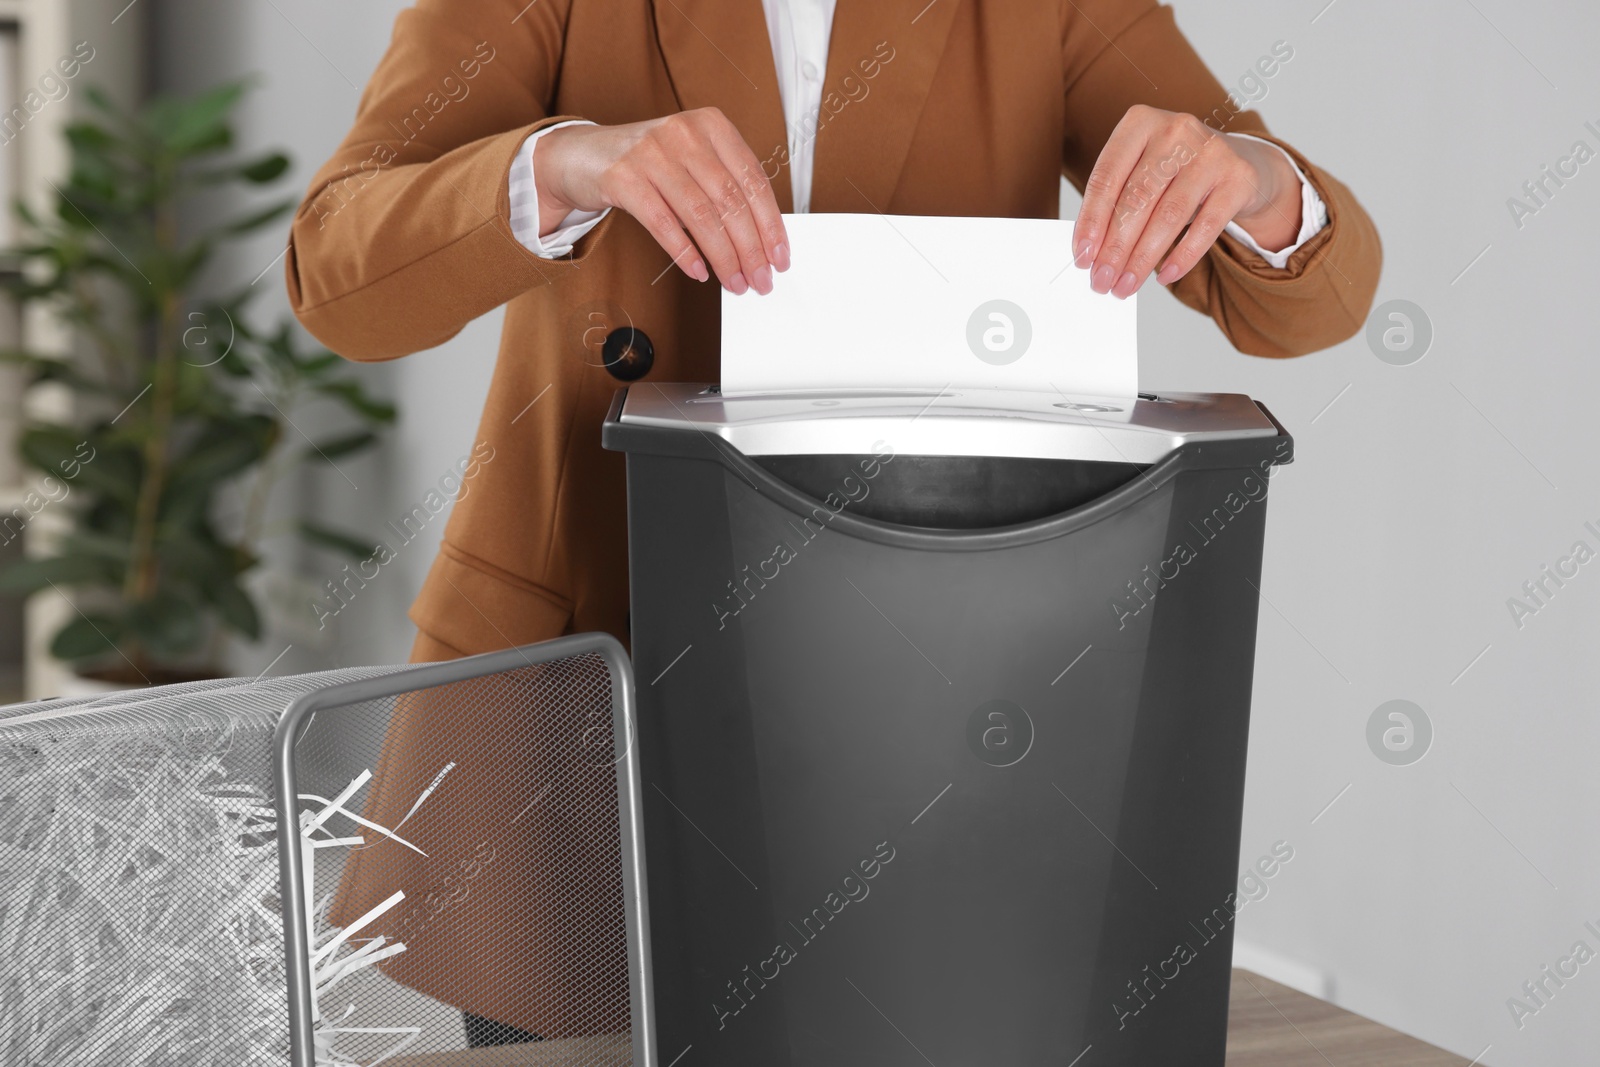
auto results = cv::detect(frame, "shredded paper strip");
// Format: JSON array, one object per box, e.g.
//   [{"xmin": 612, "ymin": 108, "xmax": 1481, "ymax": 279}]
[{"xmin": 0, "ymin": 708, "xmax": 448, "ymax": 1067}]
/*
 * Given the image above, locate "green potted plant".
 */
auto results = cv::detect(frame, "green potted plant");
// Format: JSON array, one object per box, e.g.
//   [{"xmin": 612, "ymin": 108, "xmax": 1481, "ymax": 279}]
[{"xmin": 0, "ymin": 82, "xmax": 392, "ymax": 687}]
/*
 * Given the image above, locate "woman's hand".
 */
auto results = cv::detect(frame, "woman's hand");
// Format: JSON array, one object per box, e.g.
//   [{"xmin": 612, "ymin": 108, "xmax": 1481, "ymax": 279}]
[
  {"xmin": 1072, "ymin": 105, "xmax": 1303, "ymax": 299},
  {"xmin": 534, "ymin": 108, "xmax": 789, "ymax": 295}
]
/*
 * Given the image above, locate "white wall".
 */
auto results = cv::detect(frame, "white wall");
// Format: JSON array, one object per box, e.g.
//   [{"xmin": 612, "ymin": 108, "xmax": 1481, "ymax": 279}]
[
  {"xmin": 154, "ymin": 2, "xmax": 1599, "ymax": 1063},
  {"xmin": 1128, "ymin": 3, "xmax": 1600, "ymax": 1064}
]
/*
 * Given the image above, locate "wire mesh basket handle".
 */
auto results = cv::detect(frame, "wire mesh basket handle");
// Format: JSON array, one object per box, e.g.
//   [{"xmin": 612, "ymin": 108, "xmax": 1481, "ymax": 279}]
[{"xmin": 272, "ymin": 633, "xmax": 653, "ymax": 1067}]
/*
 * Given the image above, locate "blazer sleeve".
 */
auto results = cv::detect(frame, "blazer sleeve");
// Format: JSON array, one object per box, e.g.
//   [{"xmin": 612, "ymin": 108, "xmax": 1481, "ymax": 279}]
[
  {"xmin": 284, "ymin": 0, "xmax": 612, "ymax": 362},
  {"xmin": 1059, "ymin": 1, "xmax": 1382, "ymax": 358}
]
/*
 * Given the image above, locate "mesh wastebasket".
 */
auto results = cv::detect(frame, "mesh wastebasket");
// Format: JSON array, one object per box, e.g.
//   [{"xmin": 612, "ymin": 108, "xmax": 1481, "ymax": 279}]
[
  {"xmin": 0, "ymin": 634, "xmax": 652, "ymax": 1067},
  {"xmin": 603, "ymin": 384, "xmax": 1293, "ymax": 1067}
]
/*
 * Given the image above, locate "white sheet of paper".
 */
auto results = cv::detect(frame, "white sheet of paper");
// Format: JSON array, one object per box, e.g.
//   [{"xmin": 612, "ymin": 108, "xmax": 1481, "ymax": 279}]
[{"xmin": 720, "ymin": 213, "xmax": 1137, "ymax": 399}]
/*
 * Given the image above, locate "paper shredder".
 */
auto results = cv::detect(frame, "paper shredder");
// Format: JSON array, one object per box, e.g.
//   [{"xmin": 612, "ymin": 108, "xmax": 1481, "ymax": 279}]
[{"xmin": 603, "ymin": 384, "xmax": 1292, "ymax": 1067}]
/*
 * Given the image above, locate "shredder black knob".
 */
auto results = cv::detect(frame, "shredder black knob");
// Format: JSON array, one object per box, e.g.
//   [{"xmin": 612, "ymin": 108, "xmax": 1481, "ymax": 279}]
[{"xmin": 602, "ymin": 327, "xmax": 653, "ymax": 381}]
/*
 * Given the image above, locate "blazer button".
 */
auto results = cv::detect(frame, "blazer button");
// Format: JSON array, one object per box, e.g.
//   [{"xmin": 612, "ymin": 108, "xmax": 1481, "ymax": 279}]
[{"xmin": 602, "ymin": 327, "xmax": 654, "ymax": 381}]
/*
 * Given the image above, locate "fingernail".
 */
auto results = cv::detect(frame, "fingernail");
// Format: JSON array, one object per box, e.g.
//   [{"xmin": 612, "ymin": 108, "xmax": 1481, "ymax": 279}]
[
  {"xmin": 1157, "ymin": 263, "xmax": 1181, "ymax": 286},
  {"xmin": 1074, "ymin": 240, "xmax": 1093, "ymax": 268},
  {"xmin": 728, "ymin": 271, "xmax": 749, "ymax": 295},
  {"xmin": 691, "ymin": 260, "xmax": 709, "ymax": 283},
  {"xmin": 1091, "ymin": 264, "xmax": 1117, "ymax": 294},
  {"xmin": 1112, "ymin": 271, "xmax": 1139, "ymax": 299},
  {"xmin": 751, "ymin": 264, "xmax": 773, "ymax": 294},
  {"xmin": 773, "ymin": 242, "xmax": 791, "ymax": 271}
]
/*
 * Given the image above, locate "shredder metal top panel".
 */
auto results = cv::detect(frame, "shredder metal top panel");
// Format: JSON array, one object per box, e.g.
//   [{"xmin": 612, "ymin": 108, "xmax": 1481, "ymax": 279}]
[{"xmin": 617, "ymin": 383, "xmax": 1279, "ymax": 464}]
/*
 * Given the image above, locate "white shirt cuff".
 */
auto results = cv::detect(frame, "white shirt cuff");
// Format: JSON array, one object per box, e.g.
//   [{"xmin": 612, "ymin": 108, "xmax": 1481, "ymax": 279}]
[
  {"xmin": 508, "ymin": 119, "xmax": 610, "ymax": 258},
  {"xmin": 1221, "ymin": 133, "xmax": 1329, "ymax": 270}
]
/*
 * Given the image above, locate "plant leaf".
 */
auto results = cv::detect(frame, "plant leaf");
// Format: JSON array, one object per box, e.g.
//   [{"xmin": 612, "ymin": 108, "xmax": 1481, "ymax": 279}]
[
  {"xmin": 240, "ymin": 152, "xmax": 290, "ymax": 183},
  {"xmin": 300, "ymin": 521, "xmax": 379, "ymax": 560},
  {"xmin": 297, "ymin": 352, "xmax": 343, "ymax": 376},
  {"xmin": 127, "ymin": 592, "xmax": 204, "ymax": 658},
  {"xmin": 313, "ymin": 379, "xmax": 397, "ymax": 423},
  {"xmin": 145, "ymin": 81, "xmax": 247, "ymax": 156},
  {"xmin": 205, "ymin": 578, "xmax": 262, "ymax": 639},
  {"xmin": 303, "ymin": 430, "xmax": 377, "ymax": 463},
  {"xmin": 220, "ymin": 198, "xmax": 294, "ymax": 236},
  {"xmin": 59, "ymin": 530, "xmax": 133, "ymax": 564},
  {"xmin": 0, "ymin": 554, "xmax": 121, "ymax": 594},
  {"xmin": 19, "ymin": 429, "xmax": 141, "ymax": 506},
  {"xmin": 163, "ymin": 414, "xmax": 277, "ymax": 499},
  {"xmin": 63, "ymin": 120, "xmax": 119, "ymax": 153},
  {"xmin": 50, "ymin": 613, "xmax": 126, "ymax": 662}
]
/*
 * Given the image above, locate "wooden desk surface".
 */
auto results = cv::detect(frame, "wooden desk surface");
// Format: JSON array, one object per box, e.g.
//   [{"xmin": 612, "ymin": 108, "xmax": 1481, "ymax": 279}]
[
  {"xmin": 1228, "ymin": 970, "xmax": 1473, "ymax": 1066},
  {"xmin": 389, "ymin": 970, "xmax": 1473, "ymax": 1065}
]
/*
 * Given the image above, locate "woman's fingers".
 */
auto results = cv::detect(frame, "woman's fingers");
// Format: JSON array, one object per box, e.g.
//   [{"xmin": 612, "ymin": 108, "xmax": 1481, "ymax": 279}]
[
  {"xmin": 1157, "ymin": 192, "xmax": 1249, "ymax": 286},
  {"xmin": 1076, "ymin": 106, "xmax": 1305, "ymax": 299},
  {"xmin": 1112, "ymin": 150, "xmax": 1256, "ymax": 298},
  {"xmin": 681, "ymin": 155, "xmax": 773, "ymax": 295},
  {"xmin": 660, "ymin": 109, "xmax": 783, "ymax": 294},
  {"xmin": 703, "ymin": 111, "xmax": 790, "ymax": 273},
  {"xmin": 612, "ymin": 177, "xmax": 710, "ymax": 284},
  {"xmin": 578, "ymin": 108, "xmax": 787, "ymax": 292},
  {"xmin": 1090, "ymin": 140, "xmax": 1196, "ymax": 296},
  {"xmin": 1072, "ymin": 105, "xmax": 1161, "ymax": 271},
  {"xmin": 1090, "ymin": 113, "xmax": 1217, "ymax": 297},
  {"xmin": 653, "ymin": 159, "xmax": 754, "ymax": 293}
]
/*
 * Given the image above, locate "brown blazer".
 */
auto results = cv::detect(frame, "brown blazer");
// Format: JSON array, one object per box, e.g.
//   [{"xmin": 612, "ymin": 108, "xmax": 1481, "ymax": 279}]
[
  {"xmin": 289, "ymin": 0, "xmax": 1380, "ymax": 1034},
  {"xmin": 289, "ymin": 0, "xmax": 1381, "ymax": 663}
]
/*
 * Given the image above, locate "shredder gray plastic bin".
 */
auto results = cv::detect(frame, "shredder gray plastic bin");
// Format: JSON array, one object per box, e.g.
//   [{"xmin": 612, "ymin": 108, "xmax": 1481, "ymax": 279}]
[{"xmin": 603, "ymin": 384, "xmax": 1293, "ymax": 1067}]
